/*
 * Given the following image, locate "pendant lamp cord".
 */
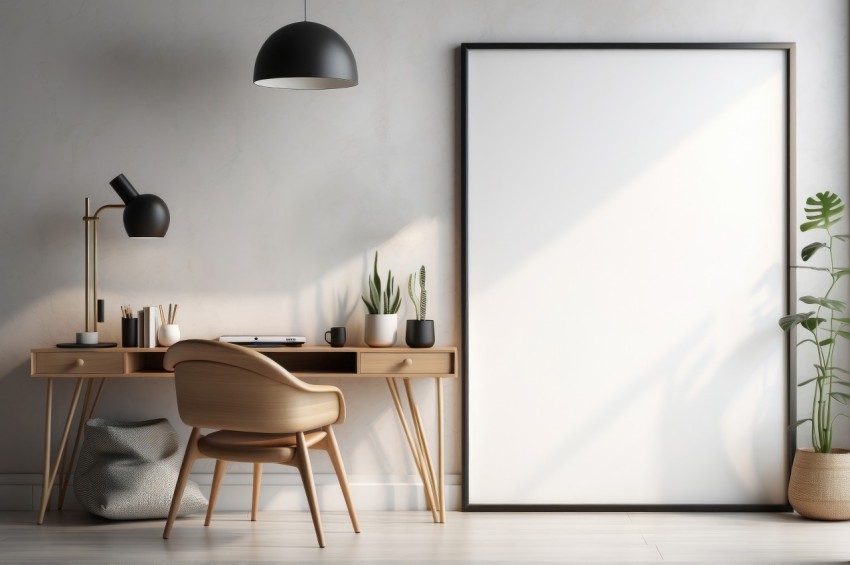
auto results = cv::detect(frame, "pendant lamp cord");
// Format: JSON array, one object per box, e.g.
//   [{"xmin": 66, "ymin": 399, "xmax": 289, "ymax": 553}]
[{"xmin": 304, "ymin": 0, "xmax": 307, "ymax": 21}]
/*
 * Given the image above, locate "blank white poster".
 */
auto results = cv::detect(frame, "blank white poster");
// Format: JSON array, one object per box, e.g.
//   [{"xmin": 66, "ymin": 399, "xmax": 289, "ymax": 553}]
[{"xmin": 465, "ymin": 47, "xmax": 789, "ymax": 506}]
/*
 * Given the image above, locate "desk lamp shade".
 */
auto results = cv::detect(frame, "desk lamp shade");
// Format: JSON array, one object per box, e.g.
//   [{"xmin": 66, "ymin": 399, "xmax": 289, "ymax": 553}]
[
  {"xmin": 109, "ymin": 174, "xmax": 170, "ymax": 237},
  {"xmin": 253, "ymin": 21, "xmax": 358, "ymax": 89}
]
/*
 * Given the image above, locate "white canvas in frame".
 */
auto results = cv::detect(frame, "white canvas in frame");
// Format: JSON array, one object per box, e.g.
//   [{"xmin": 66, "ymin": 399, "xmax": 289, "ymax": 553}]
[{"xmin": 463, "ymin": 45, "xmax": 791, "ymax": 507}]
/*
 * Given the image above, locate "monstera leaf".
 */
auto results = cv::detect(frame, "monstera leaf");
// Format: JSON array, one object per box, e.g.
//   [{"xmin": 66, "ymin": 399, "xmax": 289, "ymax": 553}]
[
  {"xmin": 800, "ymin": 295, "xmax": 846, "ymax": 312},
  {"xmin": 801, "ymin": 242, "xmax": 828, "ymax": 261},
  {"xmin": 801, "ymin": 191, "xmax": 844, "ymax": 232},
  {"xmin": 779, "ymin": 311, "xmax": 817, "ymax": 332}
]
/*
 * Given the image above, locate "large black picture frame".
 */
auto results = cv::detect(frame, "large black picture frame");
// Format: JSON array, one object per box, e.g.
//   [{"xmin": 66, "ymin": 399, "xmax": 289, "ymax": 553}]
[{"xmin": 461, "ymin": 43, "xmax": 796, "ymax": 512}]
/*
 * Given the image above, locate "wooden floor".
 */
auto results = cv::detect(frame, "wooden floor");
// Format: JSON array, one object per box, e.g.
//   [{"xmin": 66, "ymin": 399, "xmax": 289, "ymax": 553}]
[{"xmin": 2, "ymin": 510, "xmax": 849, "ymax": 563}]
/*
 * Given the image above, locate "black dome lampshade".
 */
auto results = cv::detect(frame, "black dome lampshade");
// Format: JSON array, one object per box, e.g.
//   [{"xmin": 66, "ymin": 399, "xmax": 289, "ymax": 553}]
[
  {"xmin": 109, "ymin": 173, "xmax": 170, "ymax": 238},
  {"xmin": 253, "ymin": 20, "xmax": 358, "ymax": 89}
]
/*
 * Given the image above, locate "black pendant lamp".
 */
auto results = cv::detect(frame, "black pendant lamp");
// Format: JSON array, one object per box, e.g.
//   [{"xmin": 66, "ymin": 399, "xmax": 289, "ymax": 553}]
[{"xmin": 253, "ymin": 0, "xmax": 358, "ymax": 90}]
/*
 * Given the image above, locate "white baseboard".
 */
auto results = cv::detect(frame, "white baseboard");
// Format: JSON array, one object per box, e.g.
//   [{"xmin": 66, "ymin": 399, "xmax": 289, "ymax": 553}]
[{"xmin": 0, "ymin": 473, "xmax": 461, "ymax": 513}]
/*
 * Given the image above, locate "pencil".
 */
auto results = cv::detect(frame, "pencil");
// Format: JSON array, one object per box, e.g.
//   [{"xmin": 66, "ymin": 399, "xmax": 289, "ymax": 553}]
[{"xmin": 171, "ymin": 304, "xmax": 178, "ymax": 324}]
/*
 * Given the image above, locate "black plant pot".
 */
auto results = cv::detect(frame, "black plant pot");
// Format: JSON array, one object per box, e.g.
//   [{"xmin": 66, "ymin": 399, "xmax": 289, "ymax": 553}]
[{"xmin": 405, "ymin": 320, "xmax": 435, "ymax": 348}]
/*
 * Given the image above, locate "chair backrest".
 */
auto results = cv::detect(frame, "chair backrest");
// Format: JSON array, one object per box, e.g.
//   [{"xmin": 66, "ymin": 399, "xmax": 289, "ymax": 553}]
[{"xmin": 164, "ymin": 340, "xmax": 345, "ymax": 433}]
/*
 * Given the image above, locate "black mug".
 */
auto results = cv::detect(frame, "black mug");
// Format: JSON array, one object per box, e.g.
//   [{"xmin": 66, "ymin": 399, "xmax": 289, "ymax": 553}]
[{"xmin": 324, "ymin": 327, "xmax": 346, "ymax": 348}]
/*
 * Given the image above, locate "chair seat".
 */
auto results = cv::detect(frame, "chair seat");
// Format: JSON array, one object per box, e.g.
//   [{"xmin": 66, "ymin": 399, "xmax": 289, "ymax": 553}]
[{"xmin": 198, "ymin": 430, "xmax": 327, "ymax": 463}]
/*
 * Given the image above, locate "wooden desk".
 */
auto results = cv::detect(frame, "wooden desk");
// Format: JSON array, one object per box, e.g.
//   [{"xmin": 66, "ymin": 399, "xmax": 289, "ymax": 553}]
[{"xmin": 30, "ymin": 345, "xmax": 458, "ymax": 525}]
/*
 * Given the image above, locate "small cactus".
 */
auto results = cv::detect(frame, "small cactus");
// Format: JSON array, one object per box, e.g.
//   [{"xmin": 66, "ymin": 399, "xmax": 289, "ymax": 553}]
[{"xmin": 407, "ymin": 265, "xmax": 427, "ymax": 321}]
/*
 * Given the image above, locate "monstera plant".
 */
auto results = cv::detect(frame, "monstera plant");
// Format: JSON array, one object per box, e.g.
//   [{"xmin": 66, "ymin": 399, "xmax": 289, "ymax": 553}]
[
  {"xmin": 779, "ymin": 191, "xmax": 850, "ymax": 520},
  {"xmin": 779, "ymin": 192, "xmax": 850, "ymax": 452}
]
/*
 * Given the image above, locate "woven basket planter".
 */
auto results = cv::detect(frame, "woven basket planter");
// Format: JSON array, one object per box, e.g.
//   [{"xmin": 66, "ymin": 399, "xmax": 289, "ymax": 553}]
[{"xmin": 788, "ymin": 448, "xmax": 850, "ymax": 520}]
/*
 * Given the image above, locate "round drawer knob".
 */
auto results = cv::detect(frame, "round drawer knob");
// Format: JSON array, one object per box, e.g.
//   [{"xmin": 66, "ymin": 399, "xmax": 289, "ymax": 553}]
[
  {"xmin": 403, "ymin": 358, "xmax": 414, "ymax": 367},
  {"xmin": 75, "ymin": 358, "xmax": 85, "ymax": 367}
]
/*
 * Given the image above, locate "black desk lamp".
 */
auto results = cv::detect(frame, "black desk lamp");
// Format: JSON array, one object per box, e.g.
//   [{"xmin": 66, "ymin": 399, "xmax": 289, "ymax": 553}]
[{"xmin": 58, "ymin": 174, "xmax": 169, "ymax": 348}]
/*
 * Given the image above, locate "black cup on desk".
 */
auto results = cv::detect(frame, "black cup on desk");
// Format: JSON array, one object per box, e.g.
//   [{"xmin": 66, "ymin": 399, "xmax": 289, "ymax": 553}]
[
  {"xmin": 121, "ymin": 317, "xmax": 138, "ymax": 347},
  {"xmin": 324, "ymin": 327, "xmax": 346, "ymax": 348}
]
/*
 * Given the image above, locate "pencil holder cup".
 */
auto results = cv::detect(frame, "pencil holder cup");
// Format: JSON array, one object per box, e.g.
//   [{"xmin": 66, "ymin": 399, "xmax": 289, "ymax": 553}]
[
  {"xmin": 157, "ymin": 324, "xmax": 180, "ymax": 347},
  {"xmin": 121, "ymin": 318, "xmax": 138, "ymax": 348}
]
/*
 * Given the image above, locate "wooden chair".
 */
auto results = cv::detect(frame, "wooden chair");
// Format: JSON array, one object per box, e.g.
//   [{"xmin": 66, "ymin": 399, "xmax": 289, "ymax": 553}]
[{"xmin": 161, "ymin": 339, "xmax": 360, "ymax": 547}]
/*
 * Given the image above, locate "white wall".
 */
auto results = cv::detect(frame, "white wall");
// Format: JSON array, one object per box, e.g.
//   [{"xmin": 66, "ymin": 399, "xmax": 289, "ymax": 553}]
[{"xmin": 0, "ymin": 0, "xmax": 847, "ymax": 511}]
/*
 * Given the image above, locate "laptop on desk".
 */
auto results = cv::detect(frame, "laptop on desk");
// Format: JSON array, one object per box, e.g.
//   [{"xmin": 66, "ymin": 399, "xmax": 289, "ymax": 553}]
[{"xmin": 218, "ymin": 335, "xmax": 306, "ymax": 347}]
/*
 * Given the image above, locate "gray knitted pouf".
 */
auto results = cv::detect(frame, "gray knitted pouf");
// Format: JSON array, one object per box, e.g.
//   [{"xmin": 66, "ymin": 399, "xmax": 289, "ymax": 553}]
[{"xmin": 74, "ymin": 418, "xmax": 208, "ymax": 520}]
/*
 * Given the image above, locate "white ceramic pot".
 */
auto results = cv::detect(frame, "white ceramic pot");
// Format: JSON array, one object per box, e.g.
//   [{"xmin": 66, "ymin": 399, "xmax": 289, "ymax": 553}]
[
  {"xmin": 157, "ymin": 324, "xmax": 181, "ymax": 347},
  {"xmin": 365, "ymin": 314, "xmax": 397, "ymax": 347},
  {"xmin": 76, "ymin": 331, "xmax": 99, "ymax": 345}
]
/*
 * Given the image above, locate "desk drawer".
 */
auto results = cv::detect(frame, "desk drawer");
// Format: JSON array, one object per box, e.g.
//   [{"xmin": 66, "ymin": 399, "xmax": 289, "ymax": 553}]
[
  {"xmin": 360, "ymin": 352, "xmax": 454, "ymax": 375},
  {"xmin": 34, "ymin": 352, "xmax": 124, "ymax": 375}
]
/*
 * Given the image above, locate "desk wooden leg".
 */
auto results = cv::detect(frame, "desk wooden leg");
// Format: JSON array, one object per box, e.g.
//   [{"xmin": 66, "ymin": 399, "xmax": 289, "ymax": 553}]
[
  {"xmin": 56, "ymin": 378, "xmax": 106, "ymax": 510},
  {"xmin": 403, "ymin": 379, "xmax": 440, "ymax": 515},
  {"xmin": 385, "ymin": 378, "xmax": 439, "ymax": 522},
  {"xmin": 37, "ymin": 378, "xmax": 53, "ymax": 525},
  {"xmin": 437, "ymin": 377, "xmax": 445, "ymax": 523},
  {"xmin": 37, "ymin": 378, "xmax": 83, "ymax": 524},
  {"xmin": 57, "ymin": 380, "xmax": 93, "ymax": 509},
  {"xmin": 89, "ymin": 378, "xmax": 107, "ymax": 414}
]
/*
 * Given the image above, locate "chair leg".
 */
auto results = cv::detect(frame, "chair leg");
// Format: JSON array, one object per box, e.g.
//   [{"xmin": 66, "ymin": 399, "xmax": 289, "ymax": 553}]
[
  {"xmin": 296, "ymin": 432, "xmax": 324, "ymax": 548},
  {"xmin": 251, "ymin": 463, "xmax": 262, "ymax": 521},
  {"xmin": 163, "ymin": 427, "xmax": 202, "ymax": 539},
  {"xmin": 205, "ymin": 459, "xmax": 228, "ymax": 527},
  {"xmin": 324, "ymin": 425, "xmax": 360, "ymax": 533}
]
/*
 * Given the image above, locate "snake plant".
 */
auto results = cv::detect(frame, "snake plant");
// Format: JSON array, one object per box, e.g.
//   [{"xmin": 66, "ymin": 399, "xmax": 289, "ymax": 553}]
[
  {"xmin": 407, "ymin": 265, "xmax": 427, "ymax": 321},
  {"xmin": 361, "ymin": 251, "xmax": 401, "ymax": 315},
  {"xmin": 779, "ymin": 191, "xmax": 850, "ymax": 453}
]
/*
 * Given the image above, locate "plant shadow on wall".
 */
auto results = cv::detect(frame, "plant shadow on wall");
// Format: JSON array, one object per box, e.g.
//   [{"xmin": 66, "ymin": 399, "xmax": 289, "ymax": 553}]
[
  {"xmin": 321, "ymin": 283, "xmax": 360, "ymax": 339},
  {"xmin": 780, "ymin": 191, "xmax": 850, "ymax": 521}
]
